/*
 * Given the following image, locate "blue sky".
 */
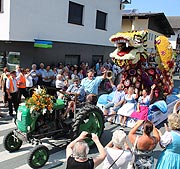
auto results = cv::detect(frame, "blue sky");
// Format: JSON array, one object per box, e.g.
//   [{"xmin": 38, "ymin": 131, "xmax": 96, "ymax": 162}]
[{"xmin": 126, "ymin": 0, "xmax": 180, "ymax": 16}]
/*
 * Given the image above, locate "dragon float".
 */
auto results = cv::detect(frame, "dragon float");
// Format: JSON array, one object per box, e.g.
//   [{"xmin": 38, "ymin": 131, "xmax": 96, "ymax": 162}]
[
  {"xmin": 97, "ymin": 30, "xmax": 179, "ymax": 127},
  {"xmin": 109, "ymin": 30, "xmax": 174, "ymax": 95}
]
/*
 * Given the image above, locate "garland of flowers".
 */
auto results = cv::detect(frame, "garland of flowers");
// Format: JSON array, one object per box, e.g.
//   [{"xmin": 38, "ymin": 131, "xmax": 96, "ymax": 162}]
[{"xmin": 25, "ymin": 86, "xmax": 54, "ymax": 115}]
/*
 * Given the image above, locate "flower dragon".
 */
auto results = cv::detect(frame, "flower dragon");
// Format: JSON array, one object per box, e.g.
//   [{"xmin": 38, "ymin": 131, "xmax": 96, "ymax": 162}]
[{"xmin": 109, "ymin": 30, "xmax": 174, "ymax": 95}]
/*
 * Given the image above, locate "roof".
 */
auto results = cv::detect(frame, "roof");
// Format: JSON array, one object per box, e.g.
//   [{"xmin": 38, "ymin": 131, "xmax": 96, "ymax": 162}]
[
  {"xmin": 167, "ymin": 16, "xmax": 180, "ymax": 29},
  {"xmin": 122, "ymin": 10, "xmax": 175, "ymax": 35}
]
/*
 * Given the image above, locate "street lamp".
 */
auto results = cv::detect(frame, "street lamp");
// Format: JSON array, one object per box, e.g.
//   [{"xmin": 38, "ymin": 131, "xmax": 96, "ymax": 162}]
[{"xmin": 120, "ymin": 0, "xmax": 131, "ymax": 10}]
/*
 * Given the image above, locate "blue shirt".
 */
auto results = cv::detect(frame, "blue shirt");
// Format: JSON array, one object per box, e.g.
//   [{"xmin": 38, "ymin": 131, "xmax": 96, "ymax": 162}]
[
  {"xmin": 30, "ymin": 69, "xmax": 39, "ymax": 83},
  {"xmin": 66, "ymin": 84, "xmax": 85, "ymax": 102},
  {"xmin": 42, "ymin": 70, "xmax": 54, "ymax": 82},
  {"xmin": 81, "ymin": 76, "xmax": 103, "ymax": 95},
  {"xmin": 38, "ymin": 68, "xmax": 46, "ymax": 76},
  {"xmin": 112, "ymin": 88, "xmax": 125, "ymax": 104}
]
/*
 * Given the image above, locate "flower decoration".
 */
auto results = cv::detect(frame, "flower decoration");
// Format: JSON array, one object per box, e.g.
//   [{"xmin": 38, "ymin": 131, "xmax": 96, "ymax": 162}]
[{"xmin": 25, "ymin": 86, "xmax": 54, "ymax": 115}]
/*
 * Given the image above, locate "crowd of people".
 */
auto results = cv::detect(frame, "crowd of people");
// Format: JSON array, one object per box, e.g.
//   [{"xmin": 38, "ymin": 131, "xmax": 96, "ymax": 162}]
[
  {"xmin": 66, "ymin": 101, "xmax": 180, "ymax": 168},
  {"xmin": 0, "ymin": 59, "xmax": 123, "ymax": 118},
  {"xmin": 0, "ymin": 58, "xmax": 179, "ymax": 168},
  {"xmin": 102, "ymin": 79, "xmax": 165, "ymax": 128}
]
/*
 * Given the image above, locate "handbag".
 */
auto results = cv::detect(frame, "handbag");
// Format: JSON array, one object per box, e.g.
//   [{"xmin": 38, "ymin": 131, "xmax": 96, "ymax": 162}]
[
  {"xmin": 127, "ymin": 136, "xmax": 139, "ymax": 169},
  {"xmin": 107, "ymin": 150, "xmax": 124, "ymax": 169}
]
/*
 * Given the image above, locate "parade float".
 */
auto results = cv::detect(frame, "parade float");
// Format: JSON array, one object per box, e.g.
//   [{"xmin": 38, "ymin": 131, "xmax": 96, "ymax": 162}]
[{"xmin": 97, "ymin": 30, "xmax": 179, "ymax": 127}]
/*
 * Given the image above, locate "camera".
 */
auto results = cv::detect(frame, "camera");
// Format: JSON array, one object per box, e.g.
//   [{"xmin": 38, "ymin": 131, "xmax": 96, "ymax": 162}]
[{"xmin": 86, "ymin": 133, "xmax": 92, "ymax": 138}]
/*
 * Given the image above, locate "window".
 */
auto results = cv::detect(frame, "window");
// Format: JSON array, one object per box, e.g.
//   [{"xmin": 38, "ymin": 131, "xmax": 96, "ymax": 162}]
[
  {"xmin": 154, "ymin": 35, "xmax": 156, "ymax": 41},
  {"xmin": 0, "ymin": 0, "xmax": 4, "ymax": 13},
  {"xmin": 65, "ymin": 55, "xmax": 80, "ymax": 65},
  {"xmin": 68, "ymin": 1, "xmax": 84, "ymax": 25},
  {"xmin": 96, "ymin": 10, "xmax": 107, "ymax": 30},
  {"xmin": 151, "ymin": 33, "xmax": 153, "ymax": 41}
]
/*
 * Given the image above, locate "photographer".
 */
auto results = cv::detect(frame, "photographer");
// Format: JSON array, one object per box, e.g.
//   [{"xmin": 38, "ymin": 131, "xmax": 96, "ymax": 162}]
[
  {"xmin": 102, "ymin": 130, "xmax": 132, "ymax": 169},
  {"xmin": 128, "ymin": 120, "xmax": 160, "ymax": 168},
  {"xmin": 66, "ymin": 131, "xmax": 106, "ymax": 169}
]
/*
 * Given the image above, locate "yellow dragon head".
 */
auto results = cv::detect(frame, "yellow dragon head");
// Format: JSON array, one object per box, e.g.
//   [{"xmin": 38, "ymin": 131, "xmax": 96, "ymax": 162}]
[{"xmin": 109, "ymin": 30, "xmax": 148, "ymax": 67}]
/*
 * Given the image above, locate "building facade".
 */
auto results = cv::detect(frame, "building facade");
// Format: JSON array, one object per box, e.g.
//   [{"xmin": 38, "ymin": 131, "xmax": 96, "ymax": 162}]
[
  {"xmin": 167, "ymin": 16, "xmax": 180, "ymax": 53},
  {"xmin": 0, "ymin": 0, "xmax": 123, "ymax": 68},
  {"xmin": 122, "ymin": 10, "xmax": 174, "ymax": 54}
]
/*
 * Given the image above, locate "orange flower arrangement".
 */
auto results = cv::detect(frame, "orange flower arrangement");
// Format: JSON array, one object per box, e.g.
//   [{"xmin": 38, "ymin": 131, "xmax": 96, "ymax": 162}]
[{"xmin": 25, "ymin": 86, "xmax": 54, "ymax": 115}]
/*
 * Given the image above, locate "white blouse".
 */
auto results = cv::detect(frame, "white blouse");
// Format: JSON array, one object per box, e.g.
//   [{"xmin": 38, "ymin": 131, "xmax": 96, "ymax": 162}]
[{"xmin": 160, "ymin": 130, "xmax": 180, "ymax": 148}]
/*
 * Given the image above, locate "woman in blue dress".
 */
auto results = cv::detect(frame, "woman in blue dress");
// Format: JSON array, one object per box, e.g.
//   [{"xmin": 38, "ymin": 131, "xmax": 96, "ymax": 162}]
[{"xmin": 156, "ymin": 108, "xmax": 180, "ymax": 169}]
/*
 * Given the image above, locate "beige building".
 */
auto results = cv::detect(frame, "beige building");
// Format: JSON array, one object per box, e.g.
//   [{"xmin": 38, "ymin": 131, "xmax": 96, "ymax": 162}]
[
  {"xmin": 122, "ymin": 10, "xmax": 174, "ymax": 53},
  {"xmin": 167, "ymin": 16, "xmax": 180, "ymax": 52}
]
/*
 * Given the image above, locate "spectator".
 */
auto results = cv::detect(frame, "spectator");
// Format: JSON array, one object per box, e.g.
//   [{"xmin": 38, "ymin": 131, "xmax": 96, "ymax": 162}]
[
  {"xmin": 103, "ymin": 80, "xmax": 125, "ymax": 123},
  {"xmin": 57, "ymin": 62, "xmax": 64, "ymax": 73},
  {"xmin": 25, "ymin": 68, "xmax": 33, "ymax": 97},
  {"xmin": 74, "ymin": 64, "xmax": 78, "ymax": 70},
  {"xmin": 0, "ymin": 67, "xmax": 9, "ymax": 107},
  {"xmin": 80, "ymin": 62, "xmax": 87, "ymax": 77},
  {"xmin": 78, "ymin": 69, "xmax": 84, "ymax": 80},
  {"xmin": 103, "ymin": 59, "xmax": 112, "ymax": 70},
  {"xmin": 128, "ymin": 120, "xmax": 160, "ymax": 169},
  {"xmin": 112, "ymin": 64, "xmax": 123, "ymax": 76},
  {"xmin": 63, "ymin": 67, "xmax": 70, "ymax": 80},
  {"xmin": 6, "ymin": 71, "xmax": 19, "ymax": 117},
  {"xmin": 103, "ymin": 130, "xmax": 133, "ymax": 169},
  {"xmin": 69, "ymin": 65, "xmax": 75, "ymax": 76},
  {"xmin": 96, "ymin": 63, "xmax": 103, "ymax": 76},
  {"xmin": 51, "ymin": 67, "xmax": 58, "ymax": 87},
  {"xmin": 16, "ymin": 68, "xmax": 29, "ymax": 103},
  {"xmin": 71, "ymin": 69, "xmax": 78, "ymax": 79},
  {"xmin": 64, "ymin": 64, "xmax": 70, "ymax": 72},
  {"xmin": 156, "ymin": 105, "xmax": 180, "ymax": 169},
  {"xmin": 118, "ymin": 87, "xmax": 138, "ymax": 127},
  {"xmin": 15, "ymin": 64, "xmax": 21, "ymax": 77},
  {"xmin": 131, "ymin": 84, "xmax": 156, "ymax": 120},
  {"xmin": 38, "ymin": 63, "xmax": 46, "ymax": 85},
  {"xmin": 30, "ymin": 64, "xmax": 40, "ymax": 86},
  {"xmin": 56, "ymin": 74, "xmax": 65, "ymax": 90},
  {"xmin": 63, "ymin": 77, "xmax": 85, "ymax": 118},
  {"xmin": 95, "ymin": 59, "xmax": 102, "ymax": 73},
  {"xmin": 66, "ymin": 131, "xmax": 106, "ymax": 169},
  {"xmin": 42, "ymin": 65, "xmax": 53, "ymax": 87},
  {"xmin": 56, "ymin": 74, "xmax": 66, "ymax": 98}
]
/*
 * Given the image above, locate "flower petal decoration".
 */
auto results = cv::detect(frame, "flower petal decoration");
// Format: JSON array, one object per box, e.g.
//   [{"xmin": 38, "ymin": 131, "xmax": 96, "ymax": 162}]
[{"xmin": 25, "ymin": 86, "xmax": 54, "ymax": 115}]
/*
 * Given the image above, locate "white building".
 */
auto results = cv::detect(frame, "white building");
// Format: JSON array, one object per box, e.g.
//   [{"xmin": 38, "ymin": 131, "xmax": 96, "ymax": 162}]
[
  {"xmin": 167, "ymin": 16, "xmax": 180, "ymax": 52},
  {"xmin": 0, "ymin": 0, "xmax": 122, "ymax": 68}
]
